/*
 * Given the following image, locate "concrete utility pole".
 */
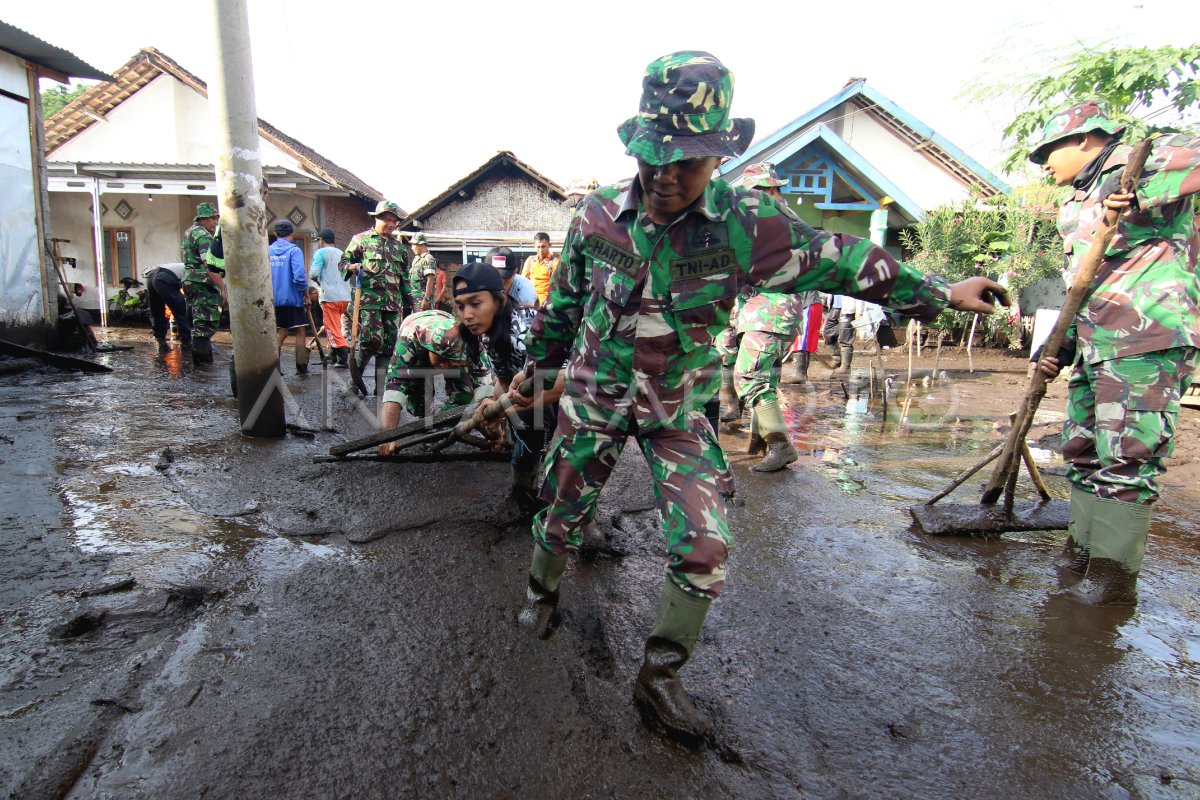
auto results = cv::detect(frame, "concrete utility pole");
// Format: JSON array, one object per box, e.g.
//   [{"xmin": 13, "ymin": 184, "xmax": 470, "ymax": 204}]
[{"xmin": 209, "ymin": 0, "xmax": 284, "ymax": 437}]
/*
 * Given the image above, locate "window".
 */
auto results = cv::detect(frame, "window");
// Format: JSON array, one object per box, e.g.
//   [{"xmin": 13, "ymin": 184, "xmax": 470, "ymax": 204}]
[{"xmin": 102, "ymin": 228, "xmax": 136, "ymax": 285}]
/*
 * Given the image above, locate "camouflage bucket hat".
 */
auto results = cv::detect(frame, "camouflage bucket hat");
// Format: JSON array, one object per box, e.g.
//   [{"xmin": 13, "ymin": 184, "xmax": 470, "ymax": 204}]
[
  {"xmin": 419, "ymin": 312, "xmax": 468, "ymax": 363},
  {"xmin": 617, "ymin": 51, "xmax": 755, "ymax": 166},
  {"xmin": 1028, "ymin": 100, "xmax": 1126, "ymax": 165},
  {"xmin": 194, "ymin": 202, "xmax": 218, "ymax": 220},
  {"xmin": 370, "ymin": 199, "xmax": 404, "ymax": 218},
  {"xmin": 411, "ymin": 232, "xmax": 428, "ymax": 245},
  {"xmin": 740, "ymin": 161, "xmax": 787, "ymax": 189}
]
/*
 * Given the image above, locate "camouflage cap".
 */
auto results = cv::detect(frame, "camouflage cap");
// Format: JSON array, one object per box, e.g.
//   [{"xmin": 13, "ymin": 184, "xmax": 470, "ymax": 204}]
[
  {"xmin": 369, "ymin": 199, "xmax": 404, "ymax": 219},
  {"xmin": 411, "ymin": 232, "xmax": 428, "ymax": 245},
  {"xmin": 417, "ymin": 311, "xmax": 468, "ymax": 364},
  {"xmin": 739, "ymin": 161, "xmax": 787, "ymax": 189},
  {"xmin": 1028, "ymin": 100, "xmax": 1126, "ymax": 165},
  {"xmin": 194, "ymin": 202, "xmax": 218, "ymax": 220},
  {"xmin": 617, "ymin": 51, "xmax": 755, "ymax": 166}
]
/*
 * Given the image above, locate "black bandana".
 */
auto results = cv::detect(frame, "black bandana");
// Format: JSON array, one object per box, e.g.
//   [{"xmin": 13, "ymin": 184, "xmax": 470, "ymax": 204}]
[{"xmin": 1072, "ymin": 137, "xmax": 1123, "ymax": 191}]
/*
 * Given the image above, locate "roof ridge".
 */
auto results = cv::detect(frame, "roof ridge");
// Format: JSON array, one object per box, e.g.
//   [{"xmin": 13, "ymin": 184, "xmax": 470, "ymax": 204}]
[{"xmin": 44, "ymin": 47, "xmax": 384, "ymax": 202}]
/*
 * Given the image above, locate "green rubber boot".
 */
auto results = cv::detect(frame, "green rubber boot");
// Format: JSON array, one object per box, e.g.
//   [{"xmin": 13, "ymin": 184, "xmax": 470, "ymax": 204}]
[
  {"xmin": 633, "ymin": 579, "xmax": 714, "ymax": 745},
  {"xmin": 750, "ymin": 400, "xmax": 797, "ymax": 472},
  {"xmin": 1059, "ymin": 496, "xmax": 1151, "ymax": 606},
  {"xmin": 1055, "ymin": 487, "xmax": 1097, "ymax": 576},
  {"xmin": 519, "ymin": 544, "xmax": 568, "ymax": 639},
  {"xmin": 191, "ymin": 336, "xmax": 213, "ymax": 365}
]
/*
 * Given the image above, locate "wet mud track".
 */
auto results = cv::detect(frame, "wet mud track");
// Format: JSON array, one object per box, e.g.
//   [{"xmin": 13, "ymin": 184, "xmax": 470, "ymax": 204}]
[{"xmin": 2, "ymin": 333, "xmax": 1199, "ymax": 798}]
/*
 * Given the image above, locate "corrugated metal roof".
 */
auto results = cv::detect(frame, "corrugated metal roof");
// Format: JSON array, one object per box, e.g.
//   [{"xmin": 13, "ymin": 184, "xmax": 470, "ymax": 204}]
[{"xmin": 0, "ymin": 19, "xmax": 110, "ymax": 81}]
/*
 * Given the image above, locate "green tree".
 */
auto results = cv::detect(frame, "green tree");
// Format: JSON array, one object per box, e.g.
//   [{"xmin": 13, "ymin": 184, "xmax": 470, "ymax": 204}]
[
  {"xmin": 40, "ymin": 83, "xmax": 88, "ymax": 118},
  {"xmin": 899, "ymin": 184, "xmax": 1064, "ymax": 347},
  {"xmin": 974, "ymin": 44, "xmax": 1200, "ymax": 172}
]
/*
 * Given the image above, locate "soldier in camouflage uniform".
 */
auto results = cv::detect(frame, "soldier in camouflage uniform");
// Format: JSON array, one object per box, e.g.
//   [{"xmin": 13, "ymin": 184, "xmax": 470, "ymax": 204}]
[
  {"xmin": 377, "ymin": 310, "xmax": 491, "ymax": 453},
  {"xmin": 181, "ymin": 202, "xmax": 223, "ymax": 365},
  {"xmin": 519, "ymin": 51, "xmax": 1007, "ymax": 743},
  {"xmin": 732, "ymin": 162, "xmax": 821, "ymax": 472},
  {"xmin": 408, "ymin": 232, "xmax": 439, "ymax": 312},
  {"xmin": 340, "ymin": 200, "xmax": 413, "ymax": 396},
  {"xmin": 1029, "ymin": 100, "xmax": 1200, "ymax": 606}
]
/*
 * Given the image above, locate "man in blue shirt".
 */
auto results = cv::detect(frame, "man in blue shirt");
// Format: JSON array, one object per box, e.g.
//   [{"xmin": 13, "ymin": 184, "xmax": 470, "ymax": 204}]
[
  {"xmin": 485, "ymin": 247, "xmax": 538, "ymax": 313},
  {"xmin": 269, "ymin": 219, "xmax": 312, "ymax": 374}
]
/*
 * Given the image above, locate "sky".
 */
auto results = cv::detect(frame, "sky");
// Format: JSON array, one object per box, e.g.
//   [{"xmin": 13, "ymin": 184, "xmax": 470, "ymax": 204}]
[{"xmin": 7, "ymin": 0, "xmax": 1198, "ymax": 210}]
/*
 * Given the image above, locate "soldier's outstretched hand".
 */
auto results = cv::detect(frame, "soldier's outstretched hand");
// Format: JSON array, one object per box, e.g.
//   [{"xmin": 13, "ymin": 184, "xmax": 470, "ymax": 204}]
[{"xmin": 947, "ymin": 277, "xmax": 1009, "ymax": 314}]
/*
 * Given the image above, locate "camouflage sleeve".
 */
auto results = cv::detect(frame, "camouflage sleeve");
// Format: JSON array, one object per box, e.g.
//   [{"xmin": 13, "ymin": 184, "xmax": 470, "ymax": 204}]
[
  {"xmin": 1131, "ymin": 133, "xmax": 1200, "ymax": 210},
  {"xmin": 421, "ymin": 254, "xmax": 437, "ymax": 279},
  {"xmin": 747, "ymin": 195, "xmax": 950, "ymax": 322},
  {"xmin": 526, "ymin": 210, "xmax": 586, "ymax": 383},
  {"xmin": 339, "ymin": 235, "xmax": 363, "ymax": 282}
]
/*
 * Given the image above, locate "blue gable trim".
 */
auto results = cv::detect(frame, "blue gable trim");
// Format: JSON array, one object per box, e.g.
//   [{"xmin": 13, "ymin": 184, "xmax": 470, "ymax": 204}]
[
  {"xmin": 753, "ymin": 124, "xmax": 925, "ymax": 222},
  {"xmin": 723, "ymin": 80, "xmax": 867, "ymax": 175},
  {"xmin": 856, "ymin": 83, "xmax": 1009, "ymax": 194},
  {"xmin": 722, "ymin": 79, "xmax": 1009, "ymax": 195}
]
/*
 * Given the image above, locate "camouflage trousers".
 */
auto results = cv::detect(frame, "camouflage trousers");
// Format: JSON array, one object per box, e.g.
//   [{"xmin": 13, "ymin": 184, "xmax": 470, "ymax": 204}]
[
  {"xmin": 716, "ymin": 325, "xmax": 739, "ymax": 370},
  {"xmin": 532, "ymin": 405, "xmax": 735, "ymax": 599},
  {"xmin": 1063, "ymin": 347, "xmax": 1199, "ymax": 505},
  {"xmin": 183, "ymin": 281, "xmax": 221, "ymax": 339},
  {"xmin": 734, "ymin": 330, "xmax": 790, "ymax": 408},
  {"xmin": 356, "ymin": 307, "xmax": 401, "ymax": 358}
]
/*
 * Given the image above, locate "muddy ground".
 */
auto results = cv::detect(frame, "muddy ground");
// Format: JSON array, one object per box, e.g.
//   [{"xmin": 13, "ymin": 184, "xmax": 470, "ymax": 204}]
[{"xmin": 2, "ymin": 329, "xmax": 1198, "ymax": 799}]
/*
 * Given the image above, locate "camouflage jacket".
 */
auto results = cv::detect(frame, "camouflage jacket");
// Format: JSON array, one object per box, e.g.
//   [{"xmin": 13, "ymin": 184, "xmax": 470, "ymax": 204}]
[
  {"xmin": 384, "ymin": 311, "xmax": 490, "ymax": 416},
  {"xmin": 1060, "ymin": 132, "xmax": 1200, "ymax": 364},
  {"xmin": 527, "ymin": 177, "xmax": 950, "ymax": 429},
  {"xmin": 339, "ymin": 229, "xmax": 411, "ymax": 311},
  {"xmin": 736, "ymin": 288, "xmax": 820, "ymax": 336},
  {"xmin": 408, "ymin": 252, "xmax": 438, "ymax": 303},
  {"xmin": 181, "ymin": 223, "xmax": 215, "ymax": 284}
]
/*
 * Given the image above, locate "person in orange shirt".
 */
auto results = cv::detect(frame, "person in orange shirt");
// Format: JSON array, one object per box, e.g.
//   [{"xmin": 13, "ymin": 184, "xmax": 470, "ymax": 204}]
[{"xmin": 521, "ymin": 232, "xmax": 559, "ymax": 305}]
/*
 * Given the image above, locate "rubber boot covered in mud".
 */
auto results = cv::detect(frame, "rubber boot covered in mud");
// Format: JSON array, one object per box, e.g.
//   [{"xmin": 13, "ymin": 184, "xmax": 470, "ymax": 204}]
[
  {"xmin": 633, "ymin": 579, "xmax": 713, "ymax": 745},
  {"xmin": 830, "ymin": 344, "xmax": 853, "ymax": 377},
  {"xmin": 493, "ymin": 466, "xmax": 542, "ymax": 526},
  {"xmin": 718, "ymin": 367, "xmax": 740, "ymax": 424},
  {"xmin": 1057, "ymin": 495, "xmax": 1150, "ymax": 606},
  {"xmin": 295, "ymin": 342, "xmax": 310, "ymax": 375},
  {"xmin": 749, "ymin": 400, "xmax": 798, "ymax": 472},
  {"xmin": 782, "ymin": 352, "xmax": 809, "ymax": 384},
  {"xmin": 155, "ymin": 337, "xmax": 171, "ymax": 354},
  {"xmin": 1055, "ymin": 486, "xmax": 1096, "ymax": 577},
  {"xmin": 349, "ymin": 346, "xmax": 369, "ymax": 396},
  {"xmin": 827, "ymin": 347, "xmax": 841, "ymax": 370},
  {"xmin": 191, "ymin": 336, "xmax": 213, "ymax": 365},
  {"xmin": 519, "ymin": 544, "xmax": 568, "ymax": 639}
]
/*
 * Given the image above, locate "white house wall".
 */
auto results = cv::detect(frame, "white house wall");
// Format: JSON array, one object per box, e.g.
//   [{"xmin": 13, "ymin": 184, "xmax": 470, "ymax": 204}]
[
  {"xmin": 49, "ymin": 73, "xmax": 306, "ymax": 175},
  {"xmin": 49, "ymin": 193, "xmax": 212, "ymax": 308},
  {"xmin": 841, "ymin": 111, "xmax": 969, "ymax": 211},
  {"xmin": 0, "ymin": 50, "xmax": 42, "ymax": 333}
]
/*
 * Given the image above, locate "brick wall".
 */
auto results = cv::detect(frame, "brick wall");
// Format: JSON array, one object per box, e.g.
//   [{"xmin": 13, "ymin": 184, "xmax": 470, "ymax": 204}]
[{"xmin": 320, "ymin": 196, "xmax": 375, "ymax": 249}]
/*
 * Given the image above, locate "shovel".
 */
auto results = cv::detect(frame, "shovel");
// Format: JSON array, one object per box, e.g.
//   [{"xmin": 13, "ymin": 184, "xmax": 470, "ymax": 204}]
[
  {"xmin": 322, "ymin": 378, "xmax": 535, "ymax": 461},
  {"xmin": 910, "ymin": 138, "xmax": 1154, "ymax": 537}
]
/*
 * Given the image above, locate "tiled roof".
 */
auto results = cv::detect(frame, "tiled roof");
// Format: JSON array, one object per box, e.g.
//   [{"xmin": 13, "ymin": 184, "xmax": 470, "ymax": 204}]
[{"xmin": 44, "ymin": 48, "xmax": 384, "ymax": 203}]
